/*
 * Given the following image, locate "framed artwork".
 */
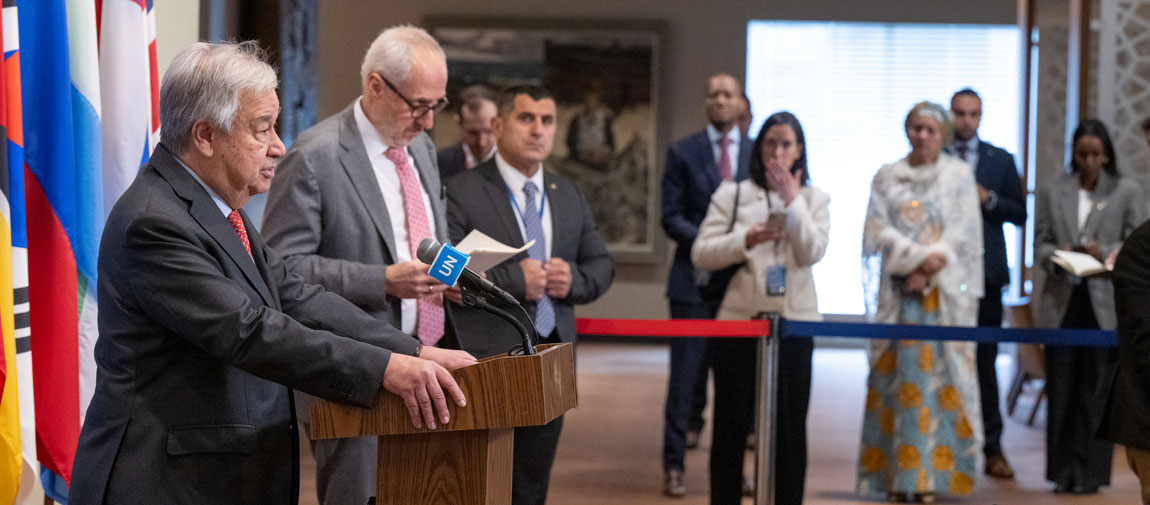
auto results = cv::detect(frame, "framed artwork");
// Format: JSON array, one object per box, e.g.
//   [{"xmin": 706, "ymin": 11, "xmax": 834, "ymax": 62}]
[{"xmin": 426, "ymin": 17, "xmax": 664, "ymax": 261}]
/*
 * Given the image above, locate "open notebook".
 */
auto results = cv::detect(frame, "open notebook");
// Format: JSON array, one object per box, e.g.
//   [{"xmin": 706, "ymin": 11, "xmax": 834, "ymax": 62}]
[{"xmin": 1051, "ymin": 250, "xmax": 1111, "ymax": 277}]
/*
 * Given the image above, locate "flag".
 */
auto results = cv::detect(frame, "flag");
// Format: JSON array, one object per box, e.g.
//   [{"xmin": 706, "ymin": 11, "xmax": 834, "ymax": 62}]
[
  {"xmin": 0, "ymin": 1, "xmax": 22, "ymax": 502},
  {"xmin": 19, "ymin": 0, "xmax": 103, "ymax": 501},
  {"xmin": 2, "ymin": 3, "xmax": 36, "ymax": 502},
  {"xmin": 99, "ymin": 0, "xmax": 159, "ymax": 214}
]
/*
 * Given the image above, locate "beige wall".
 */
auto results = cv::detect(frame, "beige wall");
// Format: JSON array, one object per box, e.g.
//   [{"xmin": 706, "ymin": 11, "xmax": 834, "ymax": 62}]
[
  {"xmin": 316, "ymin": 0, "xmax": 1017, "ymax": 319},
  {"xmin": 155, "ymin": 2, "xmax": 201, "ymax": 78}
]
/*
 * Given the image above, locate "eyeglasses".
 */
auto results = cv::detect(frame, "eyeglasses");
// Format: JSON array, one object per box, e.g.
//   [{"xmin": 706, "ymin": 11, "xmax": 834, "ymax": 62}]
[{"xmin": 377, "ymin": 73, "xmax": 448, "ymax": 118}]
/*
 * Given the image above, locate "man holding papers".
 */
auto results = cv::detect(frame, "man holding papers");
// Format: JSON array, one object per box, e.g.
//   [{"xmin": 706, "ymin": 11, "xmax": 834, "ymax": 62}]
[
  {"xmin": 261, "ymin": 26, "xmax": 466, "ymax": 505},
  {"xmin": 446, "ymin": 85, "xmax": 614, "ymax": 505}
]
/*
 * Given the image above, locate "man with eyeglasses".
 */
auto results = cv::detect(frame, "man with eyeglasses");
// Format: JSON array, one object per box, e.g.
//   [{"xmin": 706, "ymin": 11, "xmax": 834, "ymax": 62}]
[{"xmin": 263, "ymin": 25, "xmax": 459, "ymax": 505}]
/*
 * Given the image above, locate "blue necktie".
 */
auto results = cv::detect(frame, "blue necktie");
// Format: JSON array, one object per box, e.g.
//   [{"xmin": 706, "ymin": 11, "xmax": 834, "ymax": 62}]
[{"xmin": 522, "ymin": 181, "xmax": 556, "ymax": 338}]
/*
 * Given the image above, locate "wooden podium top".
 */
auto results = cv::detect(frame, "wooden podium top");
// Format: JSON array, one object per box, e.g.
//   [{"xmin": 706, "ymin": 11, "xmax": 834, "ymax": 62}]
[{"xmin": 308, "ymin": 342, "xmax": 577, "ymax": 439}]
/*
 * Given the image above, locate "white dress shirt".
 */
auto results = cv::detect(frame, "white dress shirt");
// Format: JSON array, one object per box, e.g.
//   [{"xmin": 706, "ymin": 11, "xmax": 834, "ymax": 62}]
[
  {"xmin": 495, "ymin": 152, "xmax": 553, "ymax": 258},
  {"xmin": 706, "ymin": 123, "xmax": 741, "ymax": 176},
  {"xmin": 354, "ymin": 98, "xmax": 437, "ymax": 335}
]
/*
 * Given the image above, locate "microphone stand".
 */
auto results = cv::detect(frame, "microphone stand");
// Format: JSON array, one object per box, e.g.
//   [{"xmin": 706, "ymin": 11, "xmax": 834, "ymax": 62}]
[{"xmin": 459, "ymin": 288, "xmax": 537, "ymax": 355}]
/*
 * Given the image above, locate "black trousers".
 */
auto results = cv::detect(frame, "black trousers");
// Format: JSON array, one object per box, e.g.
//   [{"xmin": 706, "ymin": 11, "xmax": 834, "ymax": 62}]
[
  {"xmin": 1045, "ymin": 283, "xmax": 1116, "ymax": 490},
  {"xmin": 709, "ymin": 335, "xmax": 813, "ymax": 505},
  {"xmin": 977, "ymin": 285, "xmax": 1005, "ymax": 457},
  {"xmin": 663, "ymin": 300, "xmax": 719, "ymax": 472}
]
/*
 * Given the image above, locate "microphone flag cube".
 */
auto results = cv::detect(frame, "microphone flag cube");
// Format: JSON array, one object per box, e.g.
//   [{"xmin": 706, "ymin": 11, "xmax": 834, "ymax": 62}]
[{"xmin": 428, "ymin": 243, "xmax": 471, "ymax": 288}]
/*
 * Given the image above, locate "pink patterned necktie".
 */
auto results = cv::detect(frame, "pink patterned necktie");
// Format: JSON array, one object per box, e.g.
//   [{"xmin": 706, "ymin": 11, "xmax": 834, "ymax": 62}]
[
  {"xmin": 227, "ymin": 209, "xmax": 251, "ymax": 257},
  {"xmin": 384, "ymin": 146, "xmax": 444, "ymax": 346},
  {"xmin": 717, "ymin": 136, "xmax": 733, "ymax": 181}
]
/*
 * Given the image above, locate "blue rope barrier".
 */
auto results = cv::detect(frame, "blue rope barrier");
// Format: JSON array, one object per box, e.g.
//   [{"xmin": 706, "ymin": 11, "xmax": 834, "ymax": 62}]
[{"xmin": 782, "ymin": 320, "xmax": 1116, "ymax": 347}]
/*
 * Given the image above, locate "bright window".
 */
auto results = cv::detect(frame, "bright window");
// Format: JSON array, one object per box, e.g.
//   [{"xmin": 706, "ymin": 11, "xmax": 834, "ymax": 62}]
[{"xmin": 746, "ymin": 20, "xmax": 1023, "ymax": 315}]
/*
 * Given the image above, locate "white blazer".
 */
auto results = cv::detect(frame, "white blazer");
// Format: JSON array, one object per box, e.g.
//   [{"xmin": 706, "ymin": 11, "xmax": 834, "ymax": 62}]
[{"xmin": 692, "ymin": 179, "xmax": 830, "ymax": 322}]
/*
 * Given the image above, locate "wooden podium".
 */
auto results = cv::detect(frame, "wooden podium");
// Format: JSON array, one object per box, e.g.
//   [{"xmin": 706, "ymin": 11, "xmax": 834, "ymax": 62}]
[{"xmin": 308, "ymin": 342, "xmax": 577, "ymax": 505}]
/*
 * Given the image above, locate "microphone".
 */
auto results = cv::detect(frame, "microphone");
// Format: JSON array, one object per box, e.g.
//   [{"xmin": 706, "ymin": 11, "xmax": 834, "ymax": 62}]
[{"xmin": 416, "ymin": 238, "xmax": 520, "ymax": 306}]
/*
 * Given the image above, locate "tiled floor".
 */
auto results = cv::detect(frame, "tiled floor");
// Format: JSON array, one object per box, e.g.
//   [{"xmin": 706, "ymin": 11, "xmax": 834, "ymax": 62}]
[{"xmin": 299, "ymin": 341, "xmax": 1141, "ymax": 504}]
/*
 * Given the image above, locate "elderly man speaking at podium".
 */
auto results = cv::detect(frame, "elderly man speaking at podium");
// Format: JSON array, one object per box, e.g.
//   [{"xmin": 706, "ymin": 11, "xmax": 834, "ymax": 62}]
[{"xmin": 68, "ymin": 41, "xmax": 475, "ymax": 505}]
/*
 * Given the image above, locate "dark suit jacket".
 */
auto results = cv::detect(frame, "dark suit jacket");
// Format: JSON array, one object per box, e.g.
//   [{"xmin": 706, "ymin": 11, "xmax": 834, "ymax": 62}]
[
  {"xmin": 70, "ymin": 145, "xmax": 418, "ymax": 505},
  {"xmin": 956, "ymin": 140, "xmax": 1027, "ymax": 288},
  {"xmin": 661, "ymin": 129, "xmax": 751, "ymax": 304},
  {"xmin": 445, "ymin": 160, "xmax": 614, "ymax": 358},
  {"xmin": 1101, "ymin": 219, "xmax": 1150, "ymax": 449},
  {"xmin": 262, "ymin": 102, "xmax": 457, "ymax": 346},
  {"xmin": 437, "ymin": 143, "xmax": 467, "ymax": 181}
]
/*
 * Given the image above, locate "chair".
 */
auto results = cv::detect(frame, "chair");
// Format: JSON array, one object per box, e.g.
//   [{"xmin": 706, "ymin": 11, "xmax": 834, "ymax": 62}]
[{"xmin": 1003, "ymin": 299, "xmax": 1045, "ymax": 426}]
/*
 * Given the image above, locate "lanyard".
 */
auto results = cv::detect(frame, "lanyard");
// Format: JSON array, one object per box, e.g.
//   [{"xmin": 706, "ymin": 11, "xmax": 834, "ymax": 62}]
[{"xmin": 505, "ymin": 181, "xmax": 547, "ymax": 226}]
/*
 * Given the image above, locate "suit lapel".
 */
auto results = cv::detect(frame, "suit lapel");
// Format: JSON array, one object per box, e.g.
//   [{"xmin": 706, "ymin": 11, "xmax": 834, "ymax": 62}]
[
  {"xmin": 410, "ymin": 138, "xmax": 448, "ymax": 242},
  {"xmin": 152, "ymin": 146, "xmax": 276, "ymax": 306},
  {"xmin": 477, "ymin": 162, "xmax": 526, "ymax": 248},
  {"xmin": 1081, "ymin": 171, "xmax": 1118, "ymax": 239},
  {"xmin": 336, "ymin": 105, "xmax": 399, "ymax": 261},
  {"xmin": 1058, "ymin": 174, "xmax": 1083, "ymax": 239},
  {"xmin": 245, "ymin": 211, "xmax": 281, "ymax": 309},
  {"xmin": 689, "ymin": 132, "xmax": 720, "ymax": 192},
  {"xmin": 543, "ymin": 171, "xmax": 574, "ymax": 258},
  {"xmin": 736, "ymin": 135, "xmax": 752, "ymax": 181}
]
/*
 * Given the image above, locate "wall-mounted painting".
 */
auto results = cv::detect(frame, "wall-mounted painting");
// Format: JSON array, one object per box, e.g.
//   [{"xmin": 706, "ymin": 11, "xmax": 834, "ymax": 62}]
[{"xmin": 427, "ymin": 17, "xmax": 664, "ymax": 261}]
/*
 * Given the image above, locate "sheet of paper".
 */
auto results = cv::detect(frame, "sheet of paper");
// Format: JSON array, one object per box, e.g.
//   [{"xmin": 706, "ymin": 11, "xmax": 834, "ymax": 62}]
[
  {"xmin": 453, "ymin": 230, "xmax": 534, "ymax": 273},
  {"xmin": 1051, "ymin": 249, "xmax": 1110, "ymax": 277}
]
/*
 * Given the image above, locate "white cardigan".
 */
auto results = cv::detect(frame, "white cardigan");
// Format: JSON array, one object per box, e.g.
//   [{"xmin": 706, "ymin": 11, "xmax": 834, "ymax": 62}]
[{"xmin": 691, "ymin": 180, "xmax": 830, "ymax": 322}]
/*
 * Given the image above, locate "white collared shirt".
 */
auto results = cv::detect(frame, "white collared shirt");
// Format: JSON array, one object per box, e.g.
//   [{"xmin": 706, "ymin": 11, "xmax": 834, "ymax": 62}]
[
  {"xmin": 948, "ymin": 136, "xmax": 981, "ymax": 170},
  {"xmin": 462, "ymin": 143, "xmax": 497, "ymax": 170},
  {"xmin": 354, "ymin": 97, "xmax": 438, "ymax": 335},
  {"xmin": 177, "ymin": 157, "xmax": 254, "ymax": 263},
  {"xmin": 706, "ymin": 123, "xmax": 741, "ymax": 176},
  {"xmin": 494, "ymin": 152, "xmax": 553, "ymax": 258}
]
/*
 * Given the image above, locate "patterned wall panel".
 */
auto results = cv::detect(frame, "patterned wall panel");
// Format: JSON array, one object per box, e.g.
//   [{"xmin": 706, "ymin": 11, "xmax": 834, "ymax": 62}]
[{"xmin": 1098, "ymin": 0, "xmax": 1150, "ymax": 192}]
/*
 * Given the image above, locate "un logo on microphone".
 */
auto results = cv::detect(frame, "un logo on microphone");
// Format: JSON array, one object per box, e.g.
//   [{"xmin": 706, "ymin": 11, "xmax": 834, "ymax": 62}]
[{"xmin": 428, "ymin": 243, "xmax": 470, "ymax": 288}]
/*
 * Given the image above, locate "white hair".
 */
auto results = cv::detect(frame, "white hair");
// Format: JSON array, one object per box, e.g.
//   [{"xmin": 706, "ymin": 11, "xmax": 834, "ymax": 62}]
[
  {"xmin": 159, "ymin": 41, "xmax": 278, "ymax": 151},
  {"xmin": 360, "ymin": 25, "xmax": 445, "ymax": 87}
]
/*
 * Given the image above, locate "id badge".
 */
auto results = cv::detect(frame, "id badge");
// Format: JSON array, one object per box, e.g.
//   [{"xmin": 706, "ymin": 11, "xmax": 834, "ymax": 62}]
[{"xmin": 766, "ymin": 265, "xmax": 787, "ymax": 297}]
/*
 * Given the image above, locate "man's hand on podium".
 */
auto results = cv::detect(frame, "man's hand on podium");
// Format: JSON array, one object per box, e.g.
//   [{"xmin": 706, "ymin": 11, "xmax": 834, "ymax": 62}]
[
  {"xmin": 383, "ymin": 353, "xmax": 469, "ymax": 430},
  {"xmin": 421, "ymin": 346, "xmax": 478, "ymax": 370}
]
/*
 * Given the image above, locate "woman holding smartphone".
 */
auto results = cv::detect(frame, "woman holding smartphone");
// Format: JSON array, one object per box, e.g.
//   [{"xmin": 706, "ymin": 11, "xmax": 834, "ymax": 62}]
[{"xmin": 692, "ymin": 111, "xmax": 830, "ymax": 505}]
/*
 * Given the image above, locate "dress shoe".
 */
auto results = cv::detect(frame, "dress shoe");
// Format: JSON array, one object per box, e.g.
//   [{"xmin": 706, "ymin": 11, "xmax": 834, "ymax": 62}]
[
  {"xmin": 913, "ymin": 492, "xmax": 935, "ymax": 504},
  {"xmin": 685, "ymin": 430, "xmax": 700, "ymax": 449},
  {"xmin": 742, "ymin": 474, "xmax": 754, "ymax": 496},
  {"xmin": 663, "ymin": 470, "xmax": 686, "ymax": 497},
  {"xmin": 1053, "ymin": 483, "xmax": 1073, "ymax": 494},
  {"xmin": 1072, "ymin": 485, "xmax": 1099, "ymax": 495},
  {"xmin": 984, "ymin": 453, "xmax": 1014, "ymax": 478}
]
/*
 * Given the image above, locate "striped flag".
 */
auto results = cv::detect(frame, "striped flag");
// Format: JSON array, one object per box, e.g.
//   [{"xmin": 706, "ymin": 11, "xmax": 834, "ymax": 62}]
[
  {"xmin": 0, "ymin": 1, "xmax": 22, "ymax": 502},
  {"xmin": 99, "ymin": 0, "xmax": 159, "ymax": 214},
  {"xmin": 19, "ymin": 0, "xmax": 103, "ymax": 501},
  {"xmin": 2, "ymin": 3, "xmax": 35, "ymax": 502}
]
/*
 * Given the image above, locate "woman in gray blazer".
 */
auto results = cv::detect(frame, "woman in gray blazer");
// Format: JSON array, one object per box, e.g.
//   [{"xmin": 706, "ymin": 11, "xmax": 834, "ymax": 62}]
[
  {"xmin": 1035, "ymin": 119, "xmax": 1146, "ymax": 495},
  {"xmin": 692, "ymin": 111, "xmax": 830, "ymax": 505}
]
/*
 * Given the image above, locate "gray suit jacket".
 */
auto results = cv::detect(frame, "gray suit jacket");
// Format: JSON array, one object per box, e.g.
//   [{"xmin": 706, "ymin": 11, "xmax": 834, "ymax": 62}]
[
  {"xmin": 445, "ymin": 160, "xmax": 614, "ymax": 358},
  {"xmin": 1034, "ymin": 171, "xmax": 1146, "ymax": 329},
  {"xmin": 70, "ymin": 144, "xmax": 417, "ymax": 505},
  {"xmin": 263, "ymin": 101, "xmax": 454, "ymax": 340}
]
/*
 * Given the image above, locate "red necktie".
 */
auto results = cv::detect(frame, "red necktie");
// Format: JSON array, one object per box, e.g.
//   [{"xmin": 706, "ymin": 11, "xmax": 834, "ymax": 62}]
[
  {"xmin": 717, "ymin": 136, "xmax": 733, "ymax": 181},
  {"xmin": 383, "ymin": 147, "xmax": 445, "ymax": 346},
  {"xmin": 227, "ymin": 209, "xmax": 251, "ymax": 257}
]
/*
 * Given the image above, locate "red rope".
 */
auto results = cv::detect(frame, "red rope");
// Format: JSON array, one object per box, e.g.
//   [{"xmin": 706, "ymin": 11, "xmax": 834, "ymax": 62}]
[{"xmin": 576, "ymin": 318, "xmax": 770, "ymax": 338}]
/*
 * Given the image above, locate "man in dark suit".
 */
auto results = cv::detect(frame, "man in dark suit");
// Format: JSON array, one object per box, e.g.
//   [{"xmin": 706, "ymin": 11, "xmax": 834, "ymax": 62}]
[
  {"xmin": 659, "ymin": 73, "xmax": 751, "ymax": 497},
  {"xmin": 446, "ymin": 85, "xmax": 614, "ymax": 505},
  {"xmin": 948, "ymin": 87, "xmax": 1027, "ymax": 479},
  {"xmin": 437, "ymin": 84, "xmax": 498, "ymax": 180},
  {"xmin": 262, "ymin": 26, "xmax": 462, "ymax": 505},
  {"xmin": 68, "ymin": 41, "xmax": 474, "ymax": 505},
  {"xmin": 1102, "ymin": 219, "xmax": 1150, "ymax": 505}
]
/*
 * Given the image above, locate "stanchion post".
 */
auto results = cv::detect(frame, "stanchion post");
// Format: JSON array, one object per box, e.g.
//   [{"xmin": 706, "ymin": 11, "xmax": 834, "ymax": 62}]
[{"xmin": 754, "ymin": 312, "xmax": 781, "ymax": 505}]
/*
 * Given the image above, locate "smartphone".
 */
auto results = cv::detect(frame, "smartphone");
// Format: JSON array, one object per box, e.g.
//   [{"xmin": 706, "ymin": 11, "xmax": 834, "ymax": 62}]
[{"xmin": 765, "ymin": 210, "xmax": 788, "ymax": 233}]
